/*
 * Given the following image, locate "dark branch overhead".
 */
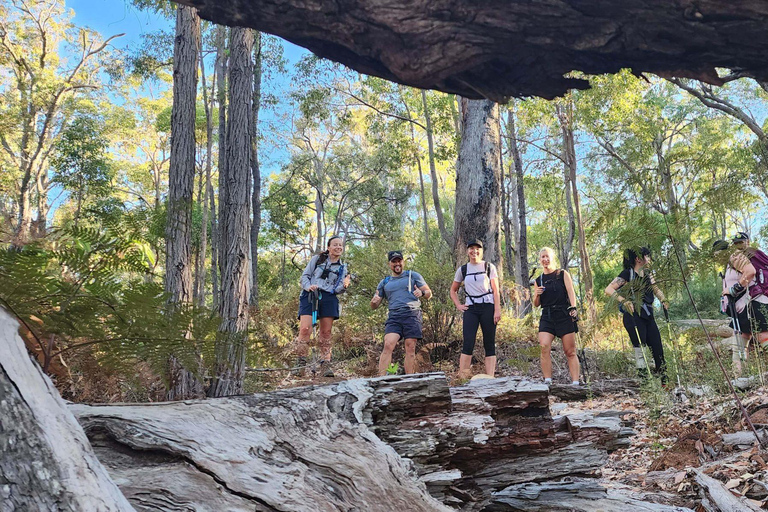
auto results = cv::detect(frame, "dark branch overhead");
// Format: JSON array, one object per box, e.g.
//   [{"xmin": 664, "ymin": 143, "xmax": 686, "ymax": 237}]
[{"xmin": 173, "ymin": 0, "xmax": 768, "ymax": 101}]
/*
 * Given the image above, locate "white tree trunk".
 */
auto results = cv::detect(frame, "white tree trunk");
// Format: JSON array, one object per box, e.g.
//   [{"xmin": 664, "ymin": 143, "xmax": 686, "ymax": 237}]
[{"xmin": 0, "ymin": 308, "xmax": 133, "ymax": 511}]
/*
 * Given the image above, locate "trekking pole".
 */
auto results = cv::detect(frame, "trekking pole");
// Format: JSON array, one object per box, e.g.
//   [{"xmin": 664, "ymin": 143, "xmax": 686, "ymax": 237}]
[
  {"xmin": 663, "ymin": 307, "xmax": 683, "ymax": 387},
  {"xmin": 575, "ymin": 329, "xmax": 590, "ymax": 384}
]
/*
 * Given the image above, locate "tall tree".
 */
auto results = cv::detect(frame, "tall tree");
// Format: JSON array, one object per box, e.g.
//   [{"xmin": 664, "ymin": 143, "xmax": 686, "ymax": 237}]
[
  {"xmin": 422, "ymin": 90, "xmax": 452, "ymax": 248},
  {"xmin": 209, "ymin": 27, "xmax": 253, "ymax": 397},
  {"xmin": 505, "ymin": 104, "xmax": 531, "ymax": 315},
  {"xmin": 454, "ymin": 99, "xmax": 502, "ymax": 266},
  {"xmin": 211, "ymin": 24, "xmax": 228, "ymax": 310},
  {"xmin": 165, "ymin": 3, "xmax": 202, "ymax": 400},
  {"xmin": 250, "ymin": 31, "xmax": 263, "ymax": 306},
  {"xmin": 0, "ymin": 0, "xmax": 120, "ymax": 246},
  {"xmin": 555, "ymin": 98, "xmax": 595, "ymax": 322}
]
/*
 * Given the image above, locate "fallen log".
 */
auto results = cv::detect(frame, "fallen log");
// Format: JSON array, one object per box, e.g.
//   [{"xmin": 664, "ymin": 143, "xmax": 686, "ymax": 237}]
[
  {"xmin": 0, "ymin": 308, "xmax": 134, "ymax": 511},
  {"xmin": 693, "ymin": 469, "xmax": 762, "ymax": 512},
  {"xmin": 549, "ymin": 379, "xmax": 640, "ymax": 401},
  {"xmin": 487, "ymin": 478, "xmax": 694, "ymax": 512}
]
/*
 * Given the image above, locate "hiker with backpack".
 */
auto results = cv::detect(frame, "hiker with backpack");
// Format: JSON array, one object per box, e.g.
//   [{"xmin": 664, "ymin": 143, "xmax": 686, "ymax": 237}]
[
  {"xmin": 532, "ymin": 247, "xmax": 581, "ymax": 385},
  {"xmin": 604, "ymin": 246, "xmax": 667, "ymax": 382},
  {"xmin": 717, "ymin": 233, "xmax": 768, "ymax": 351},
  {"xmin": 450, "ymin": 239, "xmax": 501, "ymax": 379},
  {"xmin": 296, "ymin": 235, "xmax": 351, "ymax": 377},
  {"xmin": 371, "ymin": 250, "xmax": 432, "ymax": 376}
]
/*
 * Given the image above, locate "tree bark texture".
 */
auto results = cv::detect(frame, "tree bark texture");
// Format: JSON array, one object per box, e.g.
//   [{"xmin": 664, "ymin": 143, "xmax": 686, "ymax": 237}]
[
  {"xmin": 209, "ymin": 27, "xmax": 253, "ymax": 398},
  {"xmin": 67, "ymin": 373, "xmax": 649, "ymax": 511},
  {"xmin": 250, "ymin": 31, "xmax": 263, "ymax": 306},
  {"xmin": 0, "ymin": 308, "xmax": 134, "ymax": 512},
  {"xmin": 454, "ymin": 98, "xmax": 501, "ymax": 266},
  {"xmin": 172, "ymin": 0, "xmax": 768, "ymax": 101},
  {"xmin": 165, "ymin": 4, "xmax": 204, "ymax": 401},
  {"xmin": 211, "ymin": 24, "xmax": 227, "ymax": 311},
  {"xmin": 195, "ymin": 45, "xmax": 215, "ymax": 307},
  {"xmin": 165, "ymin": 4, "xmax": 201, "ymax": 306},
  {"xmin": 506, "ymin": 105, "xmax": 531, "ymax": 316}
]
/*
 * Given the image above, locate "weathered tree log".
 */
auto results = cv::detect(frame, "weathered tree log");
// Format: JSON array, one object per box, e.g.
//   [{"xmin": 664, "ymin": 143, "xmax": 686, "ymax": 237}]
[
  {"xmin": 70, "ymin": 374, "xmax": 637, "ymax": 511},
  {"xmin": 549, "ymin": 378, "xmax": 640, "ymax": 401},
  {"xmin": 693, "ymin": 470, "xmax": 762, "ymax": 512},
  {"xmin": 0, "ymin": 308, "xmax": 134, "ymax": 512},
  {"xmin": 172, "ymin": 0, "xmax": 768, "ymax": 101},
  {"xmin": 487, "ymin": 478, "xmax": 694, "ymax": 511}
]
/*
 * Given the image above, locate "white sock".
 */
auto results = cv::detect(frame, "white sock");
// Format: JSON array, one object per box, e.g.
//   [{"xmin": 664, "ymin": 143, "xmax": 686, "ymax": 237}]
[
  {"xmin": 634, "ymin": 347, "xmax": 645, "ymax": 369},
  {"xmin": 572, "ymin": 380, "xmax": 580, "ymax": 385},
  {"xmin": 544, "ymin": 378, "xmax": 552, "ymax": 384}
]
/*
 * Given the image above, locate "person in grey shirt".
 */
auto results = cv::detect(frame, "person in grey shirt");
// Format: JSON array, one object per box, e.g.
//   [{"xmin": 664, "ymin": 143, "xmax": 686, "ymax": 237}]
[
  {"xmin": 371, "ymin": 251, "xmax": 432, "ymax": 376},
  {"xmin": 296, "ymin": 235, "xmax": 351, "ymax": 377}
]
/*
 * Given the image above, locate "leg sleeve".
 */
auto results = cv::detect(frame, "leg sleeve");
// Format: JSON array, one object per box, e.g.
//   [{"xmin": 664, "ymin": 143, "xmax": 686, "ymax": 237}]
[
  {"xmin": 478, "ymin": 304, "xmax": 497, "ymax": 357},
  {"xmin": 462, "ymin": 308, "xmax": 481, "ymax": 355}
]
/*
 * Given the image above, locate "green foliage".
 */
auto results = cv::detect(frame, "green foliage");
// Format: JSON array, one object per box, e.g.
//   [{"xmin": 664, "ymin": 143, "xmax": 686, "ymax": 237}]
[
  {"xmin": 0, "ymin": 223, "xmax": 221, "ymax": 387},
  {"xmin": 386, "ymin": 362, "xmax": 399, "ymax": 375}
]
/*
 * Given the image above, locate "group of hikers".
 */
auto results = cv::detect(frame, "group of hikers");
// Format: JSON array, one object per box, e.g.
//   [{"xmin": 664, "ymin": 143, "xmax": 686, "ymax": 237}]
[{"xmin": 294, "ymin": 231, "xmax": 768, "ymax": 384}]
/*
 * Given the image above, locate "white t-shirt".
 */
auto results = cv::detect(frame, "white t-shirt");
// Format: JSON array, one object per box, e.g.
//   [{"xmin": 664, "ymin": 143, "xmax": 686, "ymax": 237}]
[{"xmin": 454, "ymin": 261, "xmax": 498, "ymax": 305}]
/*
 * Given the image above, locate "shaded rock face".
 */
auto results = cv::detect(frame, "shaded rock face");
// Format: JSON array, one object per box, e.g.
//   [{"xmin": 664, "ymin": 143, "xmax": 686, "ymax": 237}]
[{"xmin": 173, "ymin": 0, "xmax": 768, "ymax": 100}]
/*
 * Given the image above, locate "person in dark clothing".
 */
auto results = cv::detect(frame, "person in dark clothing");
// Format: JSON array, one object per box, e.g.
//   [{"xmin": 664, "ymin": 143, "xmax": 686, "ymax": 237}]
[
  {"xmin": 532, "ymin": 247, "xmax": 580, "ymax": 385},
  {"xmin": 604, "ymin": 246, "xmax": 668, "ymax": 381},
  {"xmin": 450, "ymin": 239, "xmax": 501, "ymax": 379}
]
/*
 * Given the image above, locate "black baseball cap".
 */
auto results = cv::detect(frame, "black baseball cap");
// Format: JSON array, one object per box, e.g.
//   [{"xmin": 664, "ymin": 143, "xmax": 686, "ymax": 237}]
[
  {"xmin": 387, "ymin": 250, "xmax": 404, "ymax": 262},
  {"xmin": 467, "ymin": 239, "xmax": 484, "ymax": 248},
  {"xmin": 733, "ymin": 232, "xmax": 750, "ymax": 243},
  {"xmin": 712, "ymin": 240, "xmax": 730, "ymax": 252}
]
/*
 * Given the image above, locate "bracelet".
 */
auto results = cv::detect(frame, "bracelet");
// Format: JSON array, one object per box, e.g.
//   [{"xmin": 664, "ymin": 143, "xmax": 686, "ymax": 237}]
[{"xmin": 567, "ymin": 305, "xmax": 577, "ymax": 312}]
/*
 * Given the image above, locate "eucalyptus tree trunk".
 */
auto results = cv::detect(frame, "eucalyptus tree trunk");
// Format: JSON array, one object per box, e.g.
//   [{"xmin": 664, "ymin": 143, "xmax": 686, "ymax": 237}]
[
  {"xmin": 209, "ymin": 27, "xmax": 253, "ymax": 398},
  {"xmin": 250, "ymin": 32, "xmax": 262, "ymax": 306},
  {"xmin": 422, "ymin": 90, "xmax": 452, "ymax": 248},
  {"xmin": 195, "ymin": 45, "xmax": 215, "ymax": 307},
  {"xmin": 211, "ymin": 24, "xmax": 227, "ymax": 310},
  {"xmin": 555, "ymin": 105, "xmax": 576, "ymax": 271},
  {"xmin": 454, "ymin": 99, "xmax": 502, "ymax": 267},
  {"xmin": 556, "ymin": 99, "xmax": 595, "ymax": 322},
  {"xmin": 507, "ymin": 105, "xmax": 531, "ymax": 315},
  {"xmin": 165, "ymin": 4, "xmax": 203, "ymax": 400}
]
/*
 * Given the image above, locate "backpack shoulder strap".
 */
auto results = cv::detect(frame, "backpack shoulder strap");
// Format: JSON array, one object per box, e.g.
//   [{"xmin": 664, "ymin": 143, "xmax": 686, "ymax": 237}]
[
  {"xmin": 461, "ymin": 264, "xmax": 468, "ymax": 280},
  {"xmin": 485, "ymin": 261, "xmax": 490, "ymax": 276}
]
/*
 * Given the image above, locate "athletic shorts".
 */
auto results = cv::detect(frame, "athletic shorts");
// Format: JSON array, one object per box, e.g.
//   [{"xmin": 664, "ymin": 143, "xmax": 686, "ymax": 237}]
[
  {"xmin": 538, "ymin": 308, "xmax": 578, "ymax": 338},
  {"xmin": 732, "ymin": 301, "xmax": 768, "ymax": 334},
  {"xmin": 298, "ymin": 290, "xmax": 340, "ymax": 320},
  {"xmin": 384, "ymin": 310, "xmax": 423, "ymax": 340}
]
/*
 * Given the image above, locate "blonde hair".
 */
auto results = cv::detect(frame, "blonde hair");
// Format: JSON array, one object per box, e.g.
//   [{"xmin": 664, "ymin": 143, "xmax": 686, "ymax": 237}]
[{"xmin": 539, "ymin": 247, "xmax": 559, "ymax": 268}]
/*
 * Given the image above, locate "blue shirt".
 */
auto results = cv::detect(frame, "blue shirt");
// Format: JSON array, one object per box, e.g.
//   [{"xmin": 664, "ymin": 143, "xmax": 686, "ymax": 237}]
[{"xmin": 376, "ymin": 271, "xmax": 427, "ymax": 313}]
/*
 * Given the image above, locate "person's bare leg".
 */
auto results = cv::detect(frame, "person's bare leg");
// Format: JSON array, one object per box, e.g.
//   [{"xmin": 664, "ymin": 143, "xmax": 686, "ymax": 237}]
[
  {"xmin": 562, "ymin": 333, "xmax": 580, "ymax": 383},
  {"xmin": 404, "ymin": 338, "xmax": 417, "ymax": 374},
  {"xmin": 378, "ymin": 333, "xmax": 400, "ymax": 376},
  {"xmin": 318, "ymin": 317, "xmax": 334, "ymax": 362},
  {"xmin": 296, "ymin": 315, "xmax": 313, "ymax": 357},
  {"xmin": 458, "ymin": 353, "xmax": 473, "ymax": 379},
  {"xmin": 484, "ymin": 355, "xmax": 496, "ymax": 377},
  {"xmin": 538, "ymin": 332, "xmax": 555, "ymax": 380}
]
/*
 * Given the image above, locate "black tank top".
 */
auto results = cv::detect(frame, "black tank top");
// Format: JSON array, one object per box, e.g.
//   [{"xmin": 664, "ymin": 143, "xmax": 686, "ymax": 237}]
[{"xmin": 537, "ymin": 270, "xmax": 569, "ymax": 308}]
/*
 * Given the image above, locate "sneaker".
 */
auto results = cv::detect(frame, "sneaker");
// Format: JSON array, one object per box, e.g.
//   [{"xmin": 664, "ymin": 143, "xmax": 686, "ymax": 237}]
[
  {"xmin": 319, "ymin": 360, "xmax": 334, "ymax": 378},
  {"xmin": 291, "ymin": 356, "xmax": 307, "ymax": 377}
]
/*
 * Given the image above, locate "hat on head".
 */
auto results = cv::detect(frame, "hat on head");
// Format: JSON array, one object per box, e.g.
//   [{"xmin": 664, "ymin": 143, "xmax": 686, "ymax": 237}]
[
  {"xmin": 387, "ymin": 250, "xmax": 404, "ymax": 262},
  {"xmin": 467, "ymin": 239, "xmax": 484, "ymax": 248},
  {"xmin": 712, "ymin": 239, "xmax": 729, "ymax": 252},
  {"xmin": 733, "ymin": 232, "xmax": 750, "ymax": 243}
]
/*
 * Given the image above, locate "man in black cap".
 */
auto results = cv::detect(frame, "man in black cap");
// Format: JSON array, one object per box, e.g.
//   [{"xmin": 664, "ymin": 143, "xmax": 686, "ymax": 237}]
[{"xmin": 371, "ymin": 251, "xmax": 432, "ymax": 375}]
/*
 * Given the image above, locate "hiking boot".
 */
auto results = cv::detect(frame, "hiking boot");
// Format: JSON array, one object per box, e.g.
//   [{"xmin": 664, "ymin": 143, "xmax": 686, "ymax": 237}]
[
  {"xmin": 291, "ymin": 356, "xmax": 307, "ymax": 377},
  {"xmin": 319, "ymin": 360, "xmax": 335, "ymax": 378}
]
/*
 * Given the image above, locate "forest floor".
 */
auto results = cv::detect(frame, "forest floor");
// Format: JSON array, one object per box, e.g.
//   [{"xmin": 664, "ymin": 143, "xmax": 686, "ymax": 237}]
[{"xmin": 260, "ymin": 339, "xmax": 768, "ymax": 510}]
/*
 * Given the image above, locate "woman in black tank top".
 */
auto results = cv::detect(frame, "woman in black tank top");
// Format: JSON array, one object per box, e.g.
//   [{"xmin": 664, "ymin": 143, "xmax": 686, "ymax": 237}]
[{"xmin": 532, "ymin": 247, "xmax": 580, "ymax": 385}]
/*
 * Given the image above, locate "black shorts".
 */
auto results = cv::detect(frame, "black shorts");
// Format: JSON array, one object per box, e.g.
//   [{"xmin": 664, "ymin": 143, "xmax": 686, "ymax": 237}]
[
  {"xmin": 298, "ymin": 290, "xmax": 340, "ymax": 320},
  {"xmin": 385, "ymin": 310, "xmax": 423, "ymax": 340},
  {"xmin": 538, "ymin": 308, "xmax": 577, "ymax": 338},
  {"xmin": 732, "ymin": 301, "xmax": 768, "ymax": 334}
]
